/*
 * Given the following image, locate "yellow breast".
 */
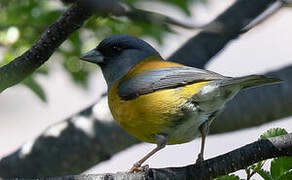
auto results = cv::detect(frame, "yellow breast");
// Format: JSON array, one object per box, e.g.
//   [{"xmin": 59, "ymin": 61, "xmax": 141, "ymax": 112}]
[{"xmin": 108, "ymin": 56, "xmax": 209, "ymax": 144}]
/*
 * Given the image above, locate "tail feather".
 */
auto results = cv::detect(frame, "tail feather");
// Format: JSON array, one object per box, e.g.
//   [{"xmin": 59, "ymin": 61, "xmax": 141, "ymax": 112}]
[{"xmin": 220, "ymin": 75, "xmax": 282, "ymax": 89}]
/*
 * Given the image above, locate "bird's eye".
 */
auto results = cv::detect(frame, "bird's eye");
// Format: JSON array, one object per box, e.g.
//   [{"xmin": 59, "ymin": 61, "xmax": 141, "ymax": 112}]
[{"xmin": 112, "ymin": 45, "xmax": 122, "ymax": 53}]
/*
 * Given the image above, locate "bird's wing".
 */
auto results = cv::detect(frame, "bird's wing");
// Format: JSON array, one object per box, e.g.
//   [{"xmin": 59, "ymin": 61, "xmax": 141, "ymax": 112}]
[{"xmin": 118, "ymin": 66, "xmax": 226, "ymax": 100}]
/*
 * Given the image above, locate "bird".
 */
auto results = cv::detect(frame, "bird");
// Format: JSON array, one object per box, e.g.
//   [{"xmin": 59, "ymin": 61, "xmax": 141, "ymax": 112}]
[{"xmin": 79, "ymin": 34, "xmax": 281, "ymax": 172}]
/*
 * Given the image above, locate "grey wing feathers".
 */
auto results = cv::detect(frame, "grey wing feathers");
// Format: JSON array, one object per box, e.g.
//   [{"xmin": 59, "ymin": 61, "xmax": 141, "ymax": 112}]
[
  {"xmin": 218, "ymin": 75, "xmax": 282, "ymax": 89},
  {"xmin": 118, "ymin": 66, "xmax": 225, "ymax": 100}
]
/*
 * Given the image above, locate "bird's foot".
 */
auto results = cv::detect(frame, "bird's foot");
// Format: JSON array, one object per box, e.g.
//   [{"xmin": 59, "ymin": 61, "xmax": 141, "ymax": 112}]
[
  {"xmin": 195, "ymin": 153, "xmax": 204, "ymax": 165},
  {"xmin": 128, "ymin": 163, "xmax": 149, "ymax": 173}
]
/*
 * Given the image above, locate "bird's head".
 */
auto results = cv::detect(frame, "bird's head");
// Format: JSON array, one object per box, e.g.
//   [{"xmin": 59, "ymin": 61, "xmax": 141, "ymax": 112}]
[{"xmin": 80, "ymin": 34, "xmax": 159, "ymax": 88}]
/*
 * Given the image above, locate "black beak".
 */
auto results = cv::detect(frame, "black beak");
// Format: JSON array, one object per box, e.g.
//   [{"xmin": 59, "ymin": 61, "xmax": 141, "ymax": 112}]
[{"xmin": 79, "ymin": 49, "xmax": 104, "ymax": 64}]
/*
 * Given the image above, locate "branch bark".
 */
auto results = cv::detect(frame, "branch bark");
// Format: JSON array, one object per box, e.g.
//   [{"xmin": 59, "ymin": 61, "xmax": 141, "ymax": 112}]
[
  {"xmin": 2, "ymin": 133, "xmax": 292, "ymax": 180},
  {"xmin": 0, "ymin": 1, "xmax": 93, "ymax": 93},
  {"xmin": 0, "ymin": 95, "xmax": 139, "ymax": 178},
  {"xmin": 168, "ymin": 0, "xmax": 276, "ymax": 68}
]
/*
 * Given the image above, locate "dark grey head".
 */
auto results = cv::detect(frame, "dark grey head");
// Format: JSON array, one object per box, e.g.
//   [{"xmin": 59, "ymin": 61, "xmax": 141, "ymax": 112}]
[{"xmin": 80, "ymin": 34, "xmax": 159, "ymax": 88}]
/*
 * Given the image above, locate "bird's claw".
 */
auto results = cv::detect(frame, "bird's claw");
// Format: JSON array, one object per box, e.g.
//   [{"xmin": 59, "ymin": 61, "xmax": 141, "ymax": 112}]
[
  {"xmin": 195, "ymin": 153, "xmax": 204, "ymax": 165},
  {"xmin": 128, "ymin": 163, "xmax": 149, "ymax": 173}
]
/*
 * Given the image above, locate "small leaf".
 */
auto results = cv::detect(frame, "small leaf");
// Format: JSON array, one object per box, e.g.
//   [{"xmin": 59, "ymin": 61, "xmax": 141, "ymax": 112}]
[
  {"xmin": 260, "ymin": 128, "xmax": 288, "ymax": 139},
  {"xmin": 278, "ymin": 171, "xmax": 292, "ymax": 180},
  {"xmin": 254, "ymin": 161, "xmax": 265, "ymax": 171},
  {"xmin": 22, "ymin": 75, "xmax": 46, "ymax": 102},
  {"xmin": 213, "ymin": 174, "xmax": 240, "ymax": 180},
  {"xmin": 245, "ymin": 167, "xmax": 251, "ymax": 177},
  {"xmin": 247, "ymin": 162, "xmax": 266, "ymax": 180},
  {"xmin": 257, "ymin": 169, "xmax": 273, "ymax": 180},
  {"xmin": 271, "ymin": 157, "xmax": 292, "ymax": 179}
]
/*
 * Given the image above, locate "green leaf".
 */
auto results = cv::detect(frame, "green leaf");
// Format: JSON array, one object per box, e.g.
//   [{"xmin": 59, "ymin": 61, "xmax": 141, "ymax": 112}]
[
  {"xmin": 22, "ymin": 75, "xmax": 46, "ymax": 102},
  {"xmin": 245, "ymin": 167, "xmax": 251, "ymax": 177},
  {"xmin": 254, "ymin": 160, "xmax": 265, "ymax": 171},
  {"xmin": 271, "ymin": 157, "xmax": 292, "ymax": 179},
  {"xmin": 278, "ymin": 171, "xmax": 292, "ymax": 180},
  {"xmin": 246, "ymin": 161, "xmax": 266, "ymax": 180},
  {"xmin": 213, "ymin": 174, "xmax": 240, "ymax": 180},
  {"xmin": 260, "ymin": 128, "xmax": 288, "ymax": 139},
  {"xmin": 257, "ymin": 169, "xmax": 273, "ymax": 180}
]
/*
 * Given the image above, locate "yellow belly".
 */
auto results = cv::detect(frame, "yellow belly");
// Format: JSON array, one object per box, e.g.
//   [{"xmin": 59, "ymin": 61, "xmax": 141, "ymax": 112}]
[{"xmin": 108, "ymin": 81, "xmax": 209, "ymax": 144}]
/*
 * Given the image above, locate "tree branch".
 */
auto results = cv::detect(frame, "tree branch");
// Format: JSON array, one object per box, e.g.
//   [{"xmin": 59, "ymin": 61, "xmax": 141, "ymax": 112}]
[
  {"xmin": 149, "ymin": 133, "xmax": 292, "ymax": 180},
  {"xmin": 2, "ymin": 133, "xmax": 291, "ymax": 180},
  {"xmin": 0, "ymin": 95, "xmax": 139, "ymax": 178},
  {"xmin": 241, "ymin": 0, "xmax": 284, "ymax": 32},
  {"xmin": 168, "ymin": 0, "xmax": 277, "ymax": 68},
  {"xmin": 0, "ymin": 1, "xmax": 93, "ymax": 93}
]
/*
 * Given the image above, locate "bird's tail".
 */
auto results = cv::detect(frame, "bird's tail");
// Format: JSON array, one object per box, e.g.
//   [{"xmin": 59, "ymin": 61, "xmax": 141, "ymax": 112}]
[{"xmin": 219, "ymin": 75, "xmax": 282, "ymax": 89}]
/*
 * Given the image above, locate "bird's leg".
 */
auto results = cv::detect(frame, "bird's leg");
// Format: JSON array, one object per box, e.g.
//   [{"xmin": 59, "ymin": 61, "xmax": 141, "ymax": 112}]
[
  {"xmin": 195, "ymin": 113, "xmax": 217, "ymax": 164},
  {"xmin": 129, "ymin": 134, "xmax": 167, "ymax": 173},
  {"xmin": 195, "ymin": 120, "xmax": 209, "ymax": 164}
]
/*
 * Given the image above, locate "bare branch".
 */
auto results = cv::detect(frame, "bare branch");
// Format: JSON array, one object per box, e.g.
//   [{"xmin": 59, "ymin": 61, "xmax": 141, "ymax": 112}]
[
  {"xmin": 0, "ymin": 1, "xmax": 93, "ymax": 93},
  {"xmin": 242, "ymin": 1, "xmax": 284, "ymax": 32},
  {"xmin": 0, "ymin": 95, "xmax": 139, "ymax": 178},
  {"xmin": 168, "ymin": 0, "xmax": 277, "ymax": 68},
  {"xmin": 1, "ymin": 133, "xmax": 291, "ymax": 180}
]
